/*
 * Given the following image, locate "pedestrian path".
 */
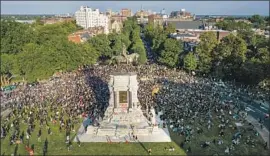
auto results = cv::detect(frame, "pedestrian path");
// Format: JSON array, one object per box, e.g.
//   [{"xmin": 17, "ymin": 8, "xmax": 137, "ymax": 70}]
[{"xmin": 246, "ymin": 115, "xmax": 269, "ymax": 148}]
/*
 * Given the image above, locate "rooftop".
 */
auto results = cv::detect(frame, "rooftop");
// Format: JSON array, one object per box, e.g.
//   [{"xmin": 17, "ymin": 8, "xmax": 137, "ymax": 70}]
[{"xmin": 168, "ymin": 21, "xmax": 203, "ymax": 29}]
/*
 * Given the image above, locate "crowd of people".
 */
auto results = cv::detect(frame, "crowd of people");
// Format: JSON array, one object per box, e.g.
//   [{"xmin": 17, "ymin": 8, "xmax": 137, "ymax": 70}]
[
  {"xmin": 155, "ymin": 76, "xmax": 269, "ymax": 154},
  {"xmin": 1, "ymin": 63, "xmax": 269, "ymax": 155}
]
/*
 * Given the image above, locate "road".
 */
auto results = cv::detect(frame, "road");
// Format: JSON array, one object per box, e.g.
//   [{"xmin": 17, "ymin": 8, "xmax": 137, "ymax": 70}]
[
  {"xmin": 140, "ymin": 33, "xmax": 156, "ymax": 64},
  {"xmin": 219, "ymin": 87, "xmax": 269, "ymax": 131},
  {"xmin": 245, "ymin": 100, "xmax": 269, "ymax": 131}
]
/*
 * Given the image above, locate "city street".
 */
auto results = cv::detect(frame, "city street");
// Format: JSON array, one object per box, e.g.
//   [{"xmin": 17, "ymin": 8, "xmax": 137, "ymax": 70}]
[
  {"xmin": 140, "ymin": 32, "xmax": 156, "ymax": 64},
  {"xmin": 245, "ymin": 101, "xmax": 269, "ymax": 130}
]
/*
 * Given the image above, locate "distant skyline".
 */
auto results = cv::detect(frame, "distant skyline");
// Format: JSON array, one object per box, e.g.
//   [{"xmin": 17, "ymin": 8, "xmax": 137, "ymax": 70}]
[{"xmin": 1, "ymin": 1, "xmax": 269, "ymax": 15}]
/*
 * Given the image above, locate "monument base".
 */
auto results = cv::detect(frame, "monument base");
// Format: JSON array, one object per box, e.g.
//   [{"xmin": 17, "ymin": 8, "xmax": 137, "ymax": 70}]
[
  {"xmin": 75, "ymin": 73, "xmax": 171, "ymax": 142},
  {"xmin": 75, "ymin": 112, "xmax": 171, "ymax": 142}
]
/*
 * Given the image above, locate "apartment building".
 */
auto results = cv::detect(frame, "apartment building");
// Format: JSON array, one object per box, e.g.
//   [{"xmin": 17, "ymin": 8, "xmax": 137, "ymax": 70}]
[{"xmin": 75, "ymin": 6, "xmax": 109, "ymax": 34}]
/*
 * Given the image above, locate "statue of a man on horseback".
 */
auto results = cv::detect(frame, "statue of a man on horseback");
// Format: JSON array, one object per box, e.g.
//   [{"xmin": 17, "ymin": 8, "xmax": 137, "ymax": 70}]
[{"xmin": 109, "ymin": 43, "xmax": 139, "ymax": 65}]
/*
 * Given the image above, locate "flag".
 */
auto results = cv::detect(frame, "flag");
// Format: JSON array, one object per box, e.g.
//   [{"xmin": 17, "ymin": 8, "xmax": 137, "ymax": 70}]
[{"xmin": 152, "ymin": 86, "xmax": 159, "ymax": 96}]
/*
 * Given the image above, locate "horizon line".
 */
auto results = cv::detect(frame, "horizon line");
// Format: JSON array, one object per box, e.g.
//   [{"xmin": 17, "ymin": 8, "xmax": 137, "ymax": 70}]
[{"xmin": 1, "ymin": 13, "xmax": 269, "ymax": 16}]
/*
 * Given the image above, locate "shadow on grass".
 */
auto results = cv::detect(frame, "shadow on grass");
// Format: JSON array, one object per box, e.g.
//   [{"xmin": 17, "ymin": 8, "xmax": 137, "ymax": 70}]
[{"xmin": 138, "ymin": 141, "xmax": 149, "ymax": 154}]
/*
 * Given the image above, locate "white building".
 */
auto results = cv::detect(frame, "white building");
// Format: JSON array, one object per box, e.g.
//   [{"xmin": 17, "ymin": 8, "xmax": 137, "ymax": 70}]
[{"xmin": 75, "ymin": 6, "xmax": 109, "ymax": 34}]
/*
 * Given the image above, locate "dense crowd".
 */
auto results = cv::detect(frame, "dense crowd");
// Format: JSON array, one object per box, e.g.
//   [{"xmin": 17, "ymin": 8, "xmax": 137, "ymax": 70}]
[
  {"xmin": 155, "ymin": 78, "xmax": 269, "ymax": 154},
  {"xmin": 1, "ymin": 63, "xmax": 269, "ymax": 155}
]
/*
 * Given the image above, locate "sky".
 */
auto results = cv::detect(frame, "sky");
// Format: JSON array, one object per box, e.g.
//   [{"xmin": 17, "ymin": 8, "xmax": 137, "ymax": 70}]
[{"xmin": 1, "ymin": 1, "xmax": 269, "ymax": 15}]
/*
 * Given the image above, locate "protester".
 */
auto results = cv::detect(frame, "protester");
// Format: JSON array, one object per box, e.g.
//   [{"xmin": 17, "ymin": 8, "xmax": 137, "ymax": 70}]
[{"xmin": 0, "ymin": 63, "xmax": 268, "ymax": 155}]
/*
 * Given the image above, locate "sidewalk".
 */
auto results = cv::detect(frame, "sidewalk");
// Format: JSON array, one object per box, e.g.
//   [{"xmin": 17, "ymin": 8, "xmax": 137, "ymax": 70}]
[{"xmin": 246, "ymin": 115, "xmax": 269, "ymax": 148}]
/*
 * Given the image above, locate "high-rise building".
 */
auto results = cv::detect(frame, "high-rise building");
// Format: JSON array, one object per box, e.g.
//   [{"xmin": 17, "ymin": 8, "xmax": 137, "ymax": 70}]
[{"xmin": 75, "ymin": 6, "xmax": 109, "ymax": 34}]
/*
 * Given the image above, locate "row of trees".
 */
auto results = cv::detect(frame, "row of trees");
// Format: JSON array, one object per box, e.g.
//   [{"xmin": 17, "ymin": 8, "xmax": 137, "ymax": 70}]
[
  {"xmin": 195, "ymin": 31, "xmax": 269, "ymax": 88},
  {"xmin": 144, "ymin": 23, "xmax": 182, "ymax": 67},
  {"xmin": 1, "ymin": 17, "xmax": 147, "ymax": 84},
  {"xmin": 1, "ymin": 20, "xmax": 99, "ymax": 83},
  {"xmin": 215, "ymin": 14, "xmax": 269, "ymax": 30},
  {"xmin": 88, "ymin": 17, "xmax": 147, "ymax": 64},
  {"xmin": 143, "ymin": 22, "xmax": 269, "ymax": 88}
]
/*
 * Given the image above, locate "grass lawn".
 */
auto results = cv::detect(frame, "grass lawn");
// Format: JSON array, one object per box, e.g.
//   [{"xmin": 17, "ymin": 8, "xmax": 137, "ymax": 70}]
[{"xmin": 1, "ymin": 107, "xmax": 186, "ymax": 155}]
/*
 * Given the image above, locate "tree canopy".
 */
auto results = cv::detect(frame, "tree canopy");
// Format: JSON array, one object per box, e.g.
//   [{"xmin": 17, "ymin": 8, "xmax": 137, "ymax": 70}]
[
  {"xmin": 158, "ymin": 38, "xmax": 183, "ymax": 67},
  {"xmin": 183, "ymin": 53, "xmax": 198, "ymax": 72},
  {"xmin": 196, "ymin": 31, "xmax": 218, "ymax": 74},
  {"xmin": 1, "ymin": 20, "xmax": 99, "ymax": 83}
]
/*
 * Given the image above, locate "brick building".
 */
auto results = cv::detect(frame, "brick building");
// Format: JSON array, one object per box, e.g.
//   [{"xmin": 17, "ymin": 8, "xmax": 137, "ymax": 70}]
[{"xmin": 68, "ymin": 26, "xmax": 105, "ymax": 43}]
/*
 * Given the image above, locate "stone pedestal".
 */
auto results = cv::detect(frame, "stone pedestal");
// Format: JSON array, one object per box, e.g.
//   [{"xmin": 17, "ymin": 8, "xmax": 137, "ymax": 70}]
[
  {"xmin": 86, "ymin": 126, "xmax": 98, "ymax": 135},
  {"xmin": 76, "ymin": 73, "xmax": 171, "ymax": 142}
]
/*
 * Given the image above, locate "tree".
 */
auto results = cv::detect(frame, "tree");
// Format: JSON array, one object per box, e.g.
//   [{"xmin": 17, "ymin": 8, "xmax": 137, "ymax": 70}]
[
  {"xmin": 144, "ymin": 23, "xmax": 155, "ymax": 42},
  {"xmin": 122, "ymin": 18, "xmax": 136, "ymax": 37},
  {"xmin": 183, "ymin": 53, "xmax": 198, "ymax": 72},
  {"xmin": 237, "ymin": 28, "xmax": 255, "ymax": 46},
  {"xmin": 1, "ymin": 20, "xmax": 100, "ymax": 82},
  {"xmin": 249, "ymin": 14, "xmax": 264, "ymax": 28},
  {"xmin": 1, "ymin": 20, "xmax": 35, "ymax": 54},
  {"xmin": 214, "ymin": 34, "xmax": 247, "ymax": 63},
  {"xmin": 130, "ymin": 27, "xmax": 141, "ymax": 42},
  {"xmin": 164, "ymin": 23, "xmax": 176, "ymax": 35},
  {"xmin": 79, "ymin": 43, "xmax": 100, "ymax": 65},
  {"xmin": 215, "ymin": 20, "xmax": 252, "ymax": 31},
  {"xmin": 214, "ymin": 34, "xmax": 248, "ymax": 80},
  {"xmin": 196, "ymin": 31, "xmax": 218, "ymax": 74},
  {"xmin": 119, "ymin": 33, "xmax": 131, "ymax": 50},
  {"xmin": 89, "ymin": 34, "xmax": 112, "ymax": 58},
  {"xmin": 35, "ymin": 17, "xmax": 44, "ymax": 25},
  {"xmin": 110, "ymin": 36, "xmax": 123, "ymax": 56},
  {"xmin": 151, "ymin": 31, "xmax": 167, "ymax": 56},
  {"xmin": 245, "ymin": 34, "xmax": 269, "ymax": 61},
  {"xmin": 158, "ymin": 38, "xmax": 183, "ymax": 67},
  {"xmin": 130, "ymin": 41, "xmax": 147, "ymax": 64},
  {"xmin": 0, "ymin": 54, "xmax": 15, "ymax": 86},
  {"xmin": 1, "ymin": 54, "xmax": 14, "ymax": 75},
  {"xmin": 14, "ymin": 43, "xmax": 40, "ymax": 82}
]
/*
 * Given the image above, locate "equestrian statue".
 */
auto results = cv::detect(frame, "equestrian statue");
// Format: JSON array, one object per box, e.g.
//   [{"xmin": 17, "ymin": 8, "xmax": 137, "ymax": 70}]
[{"xmin": 109, "ymin": 44, "xmax": 140, "ymax": 65}]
